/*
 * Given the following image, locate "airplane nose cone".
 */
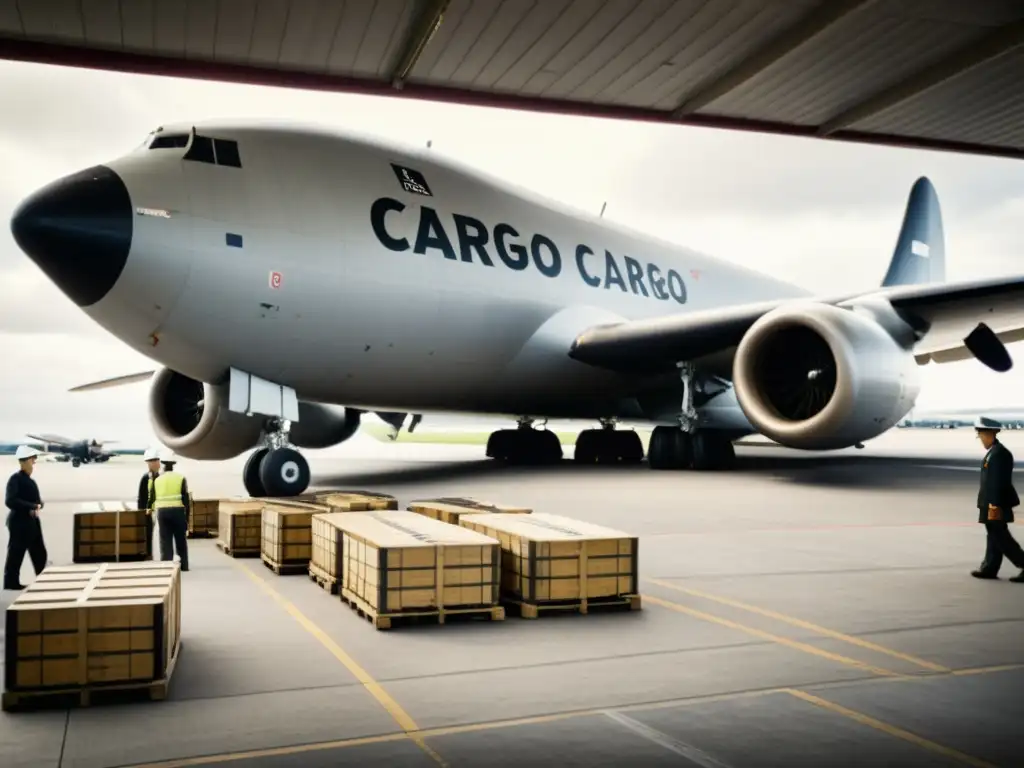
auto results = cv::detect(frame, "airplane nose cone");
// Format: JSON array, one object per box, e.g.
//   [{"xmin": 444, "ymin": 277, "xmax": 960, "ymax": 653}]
[{"xmin": 10, "ymin": 165, "xmax": 133, "ymax": 307}]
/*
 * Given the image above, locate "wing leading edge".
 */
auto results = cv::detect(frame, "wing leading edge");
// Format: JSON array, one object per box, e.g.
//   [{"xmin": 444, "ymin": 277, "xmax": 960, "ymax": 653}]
[{"xmin": 568, "ymin": 274, "xmax": 1024, "ymax": 375}]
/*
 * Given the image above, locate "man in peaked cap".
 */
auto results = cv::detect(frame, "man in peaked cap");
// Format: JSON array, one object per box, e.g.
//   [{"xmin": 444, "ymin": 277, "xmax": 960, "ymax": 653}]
[
  {"xmin": 152, "ymin": 453, "xmax": 190, "ymax": 571},
  {"xmin": 972, "ymin": 416, "xmax": 1024, "ymax": 582},
  {"xmin": 137, "ymin": 447, "xmax": 162, "ymax": 559},
  {"xmin": 4, "ymin": 445, "xmax": 48, "ymax": 590}
]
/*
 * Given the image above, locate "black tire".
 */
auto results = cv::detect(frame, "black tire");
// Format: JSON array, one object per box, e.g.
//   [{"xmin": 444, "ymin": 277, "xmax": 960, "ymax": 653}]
[
  {"xmin": 692, "ymin": 431, "xmax": 733, "ymax": 471},
  {"xmin": 616, "ymin": 430, "xmax": 644, "ymax": 463},
  {"xmin": 259, "ymin": 448, "xmax": 311, "ymax": 497},
  {"xmin": 243, "ymin": 448, "xmax": 268, "ymax": 497},
  {"xmin": 539, "ymin": 429, "xmax": 563, "ymax": 463},
  {"xmin": 574, "ymin": 430, "xmax": 598, "ymax": 463}
]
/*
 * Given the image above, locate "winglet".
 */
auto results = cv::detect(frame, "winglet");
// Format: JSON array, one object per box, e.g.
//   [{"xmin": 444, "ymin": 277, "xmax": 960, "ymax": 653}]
[{"xmin": 881, "ymin": 176, "xmax": 945, "ymax": 288}]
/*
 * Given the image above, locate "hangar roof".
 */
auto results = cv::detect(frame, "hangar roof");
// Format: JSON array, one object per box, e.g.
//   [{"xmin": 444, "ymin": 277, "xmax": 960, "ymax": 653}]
[{"xmin": 2, "ymin": 0, "xmax": 1024, "ymax": 161}]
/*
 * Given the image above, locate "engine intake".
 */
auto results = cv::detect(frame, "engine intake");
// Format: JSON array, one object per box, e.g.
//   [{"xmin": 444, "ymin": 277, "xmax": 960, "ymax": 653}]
[{"xmin": 732, "ymin": 302, "xmax": 919, "ymax": 450}]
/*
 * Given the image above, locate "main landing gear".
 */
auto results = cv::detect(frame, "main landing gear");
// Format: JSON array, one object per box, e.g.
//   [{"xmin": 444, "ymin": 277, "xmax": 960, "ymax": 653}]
[
  {"xmin": 486, "ymin": 420, "xmax": 563, "ymax": 465},
  {"xmin": 574, "ymin": 421, "xmax": 645, "ymax": 464},
  {"xmin": 242, "ymin": 419, "xmax": 311, "ymax": 497}
]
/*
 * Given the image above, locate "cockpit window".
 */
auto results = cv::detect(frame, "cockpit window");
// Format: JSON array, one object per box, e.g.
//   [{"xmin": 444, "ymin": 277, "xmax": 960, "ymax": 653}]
[
  {"xmin": 181, "ymin": 132, "xmax": 242, "ymax": 168},
  {"xmin": 149, "ymin": 133, "xmax": 190, "ymax": 149}
]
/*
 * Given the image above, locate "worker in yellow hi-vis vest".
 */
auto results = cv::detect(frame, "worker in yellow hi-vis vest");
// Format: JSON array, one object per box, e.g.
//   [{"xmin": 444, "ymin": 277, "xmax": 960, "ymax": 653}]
[{"xmin": 152, "ymin": 453, "xmax": 190, "ymax": 571}]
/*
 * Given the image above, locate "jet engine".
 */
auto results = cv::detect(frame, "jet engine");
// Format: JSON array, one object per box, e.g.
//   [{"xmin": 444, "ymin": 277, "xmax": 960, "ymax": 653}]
[
  {"xmin": 148, "ymin": 368, "xmax": 361, "ymax": 460},
  {"xmin": 731, "ymin": 302, "xmax": 920, "ymax": 450}
]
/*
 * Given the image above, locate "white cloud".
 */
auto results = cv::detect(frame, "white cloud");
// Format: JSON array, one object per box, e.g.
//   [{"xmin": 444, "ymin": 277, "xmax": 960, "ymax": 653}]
[{"xmin": 1, "ymin": 58, "xmax": 1023, "ymax": 448}]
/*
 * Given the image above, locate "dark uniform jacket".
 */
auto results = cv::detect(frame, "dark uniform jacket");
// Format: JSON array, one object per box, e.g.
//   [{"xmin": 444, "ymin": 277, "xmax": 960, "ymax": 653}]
[
  {"xmin": 137, "ymin": 472, "xmax": 159, "ymax": 511},
  {"xmin": 6, "ymin": 470, "xmax": 42, "ymax": 520},
  {"xmin": 977, "ymin": 440, "xmax": 1018, "ymax": 523}
]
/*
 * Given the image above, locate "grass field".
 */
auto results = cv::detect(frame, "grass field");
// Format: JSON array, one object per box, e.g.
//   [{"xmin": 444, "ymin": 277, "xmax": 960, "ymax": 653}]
[{"xmin": 361, "ymin": 422, "xmax": 653, "ymax": 448}]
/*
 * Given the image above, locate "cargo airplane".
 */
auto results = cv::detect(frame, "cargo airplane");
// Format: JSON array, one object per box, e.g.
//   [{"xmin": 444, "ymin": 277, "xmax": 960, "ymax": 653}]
[{"xmin": 10, "ymin": 121, "xmax": 1024, "ymax": 497}]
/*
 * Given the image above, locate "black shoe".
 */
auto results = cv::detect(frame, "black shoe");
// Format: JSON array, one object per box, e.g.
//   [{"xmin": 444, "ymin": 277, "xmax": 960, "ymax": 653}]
[
  {"xmin": 971, "ymin": 570, "xmax": 999, "ymax": 579},
  {"xmin": 1009, "ymin": 572, "xmax": 1024, "ymax": 583},
  {"xmin": 3, "ymin": 582, "xmax": 26, "ymax": 590}
]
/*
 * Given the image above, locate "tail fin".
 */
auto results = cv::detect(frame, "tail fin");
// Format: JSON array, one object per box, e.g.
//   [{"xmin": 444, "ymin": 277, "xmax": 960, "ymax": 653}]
[{"xmin": 881, "ymin": 176, "xmax": 945, "ymax": 287}]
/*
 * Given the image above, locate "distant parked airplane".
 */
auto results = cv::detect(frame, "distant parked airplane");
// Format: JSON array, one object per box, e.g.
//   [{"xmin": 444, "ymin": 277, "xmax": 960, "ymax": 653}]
[{"xmin": 24, "ymin": 433, "xmax": 140, "ymax": 467}]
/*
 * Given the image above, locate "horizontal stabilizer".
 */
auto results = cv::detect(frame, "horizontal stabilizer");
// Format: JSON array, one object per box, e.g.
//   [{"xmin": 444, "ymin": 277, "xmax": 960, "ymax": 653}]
[{"xmin": 68, "ymin": 370, "xmax": 155, "ymax": 392}]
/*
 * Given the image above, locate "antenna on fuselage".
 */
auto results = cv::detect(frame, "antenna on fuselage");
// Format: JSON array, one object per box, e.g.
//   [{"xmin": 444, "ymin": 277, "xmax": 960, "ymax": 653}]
[
  {"xmin": 427, "ymin": 140, "xmax": 432, "ymax": 149},
  {"xmin": 599, "ymin": 201, "xmax": 607, "ymax": 218}
]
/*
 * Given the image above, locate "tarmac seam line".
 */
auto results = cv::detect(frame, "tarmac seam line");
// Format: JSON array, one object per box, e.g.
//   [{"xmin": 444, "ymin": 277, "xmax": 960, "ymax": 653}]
[
  {"xmin": 235, "ymin": 560, "xmax": 449, "ymax": 767},
  {"xmin": 646, "ymin": 577, "xmax": 951, "ymax": 673},
  {"xmin": 641, "ymin": 593, "xmax": 905, "ymax": 678},
  {"xmin": 784, "ymin": 688, "xmax": 1000, "ymax": 768},
  {"xmin": 603, "ymin": 710, "xmax": 736, "ymax": 768}
]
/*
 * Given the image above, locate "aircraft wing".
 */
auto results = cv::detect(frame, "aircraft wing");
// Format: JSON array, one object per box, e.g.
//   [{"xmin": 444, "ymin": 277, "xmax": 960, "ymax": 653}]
[
  {"xmin": 568, "ymin": 275, "xmax": 1024, "ymax": 374},
  {"xmin": 25, "ymin": 432, "xmax": 76, "ymax": 447}
]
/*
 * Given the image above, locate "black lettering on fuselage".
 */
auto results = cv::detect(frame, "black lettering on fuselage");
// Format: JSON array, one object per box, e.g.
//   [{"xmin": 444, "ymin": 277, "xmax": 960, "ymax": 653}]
[
  {"xmin": 370, "ymin": 197, "xmax": 409, "ymax": 251},
  {"xmin": 575, "ymin": 245, "xmax": 600, "ymax": 287},
  {"xmin": 452, "ymin": 213, "xmax": 494, "ymax": 266},
  {"xmin": 531, "ymin": 234, "xmax": 561, "ymax": 278},
  {"xmin": 648, "ymin": 263, "xmax": 669, "ymax": 300},
  {"xmin": 414, "ymin": 206, "xmax": 457, "ymax": 261},
  {"xmin": 494, "ymin": 223, "xmax": 529, "ymax": 271},
  {"xmin": 622, "ymin": 256, "xmax": 649, "ymax": 297},
  {"xmin": 604, "ymin": 250, "xmax": 627, "ymax": 292},
  {"xmin": 667, "ymin": 269, "xmax": 687, "ymax": 304}
]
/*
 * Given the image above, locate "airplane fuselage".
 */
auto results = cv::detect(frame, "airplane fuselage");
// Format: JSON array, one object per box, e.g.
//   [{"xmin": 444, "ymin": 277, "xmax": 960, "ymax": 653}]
[{"xmin": 83, "ymin": 121, "xmax": 808, "ymax": 422}]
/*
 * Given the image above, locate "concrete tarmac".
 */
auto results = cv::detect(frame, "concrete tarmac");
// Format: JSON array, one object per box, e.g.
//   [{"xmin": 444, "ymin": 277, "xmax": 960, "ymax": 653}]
[{"xmin": 2, "ymin": 429, "xmax": 1023, "ymax": 767}]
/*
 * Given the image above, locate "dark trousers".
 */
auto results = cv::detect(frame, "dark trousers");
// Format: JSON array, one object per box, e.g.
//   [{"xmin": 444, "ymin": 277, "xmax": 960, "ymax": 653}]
[
  {"xmin": 156, "ymin": 506, "xmax": 189, "ymax": 571},
  {"xmin": 4, "ymin": 512, "xmax": 47, "ymax": 587},
  {"xmin": 980, "ymin": 521, "xmax": 1024, "ymax": 575}
]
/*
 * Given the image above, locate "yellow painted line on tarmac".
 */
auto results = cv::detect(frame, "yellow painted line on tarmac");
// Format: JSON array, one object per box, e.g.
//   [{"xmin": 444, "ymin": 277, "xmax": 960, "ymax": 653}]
[
  {"xmin": 121, "ymin": 660, "xmax": 1024, "ymax": 768},
  {"xmin": 784, "ymin": 689, "xmax": 999, "ymax": 768},
  {"xmin": 646, "ymin": 577, "xmax": 950, "ymax": 673},
  {"xmin": 642, "ymin": 593, "xmax": 904, "ymax": 678},
  {"xmin": 235, "ymin": 561, "xmax": 449, "ymax": 767}
]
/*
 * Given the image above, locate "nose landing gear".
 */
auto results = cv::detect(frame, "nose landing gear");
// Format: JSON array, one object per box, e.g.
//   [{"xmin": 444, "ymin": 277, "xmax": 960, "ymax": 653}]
[{"xmin": 242, "ymin": 419, "xmax": 311, "ymax": 497}]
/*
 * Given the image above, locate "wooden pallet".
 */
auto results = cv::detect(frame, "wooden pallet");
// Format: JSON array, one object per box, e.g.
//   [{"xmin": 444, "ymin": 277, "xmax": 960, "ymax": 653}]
[
  {"xmin": 2, "ymin": 639, "xmax": 181, "ymax": 712},
  {"xmin": 186, "ymin": 530, "xmax": 217, "ymax": 540},
  {"xmin": 215, "ymin": 540, "xmax": 259, "ymax": 558},
  {"xmin": 260, "ymin": 553, "xmax": 308, "ymax": 576},
  {"xmin": 308, "ymin": 561, "xmax": 340, "ymax": 595},
  {"xmin": 339, "ymin": 587, "xmax": 505, "ymax": 630},
  {"xmin": 503, "ymin": 594, "xmax": 642, "ymax": 619}
]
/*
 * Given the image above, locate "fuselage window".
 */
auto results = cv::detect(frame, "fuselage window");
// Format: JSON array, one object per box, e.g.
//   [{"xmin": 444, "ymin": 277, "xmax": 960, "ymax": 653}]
[{"xmin": 149, "ymin": 134, "xmax": 189, "ymax": 149}]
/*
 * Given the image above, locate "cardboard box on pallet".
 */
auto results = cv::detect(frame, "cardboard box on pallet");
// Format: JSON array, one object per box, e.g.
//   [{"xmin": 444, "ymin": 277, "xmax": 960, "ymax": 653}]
[
  {"xmin": 187, "ymin": 495, "xmax": 219, "ymax": 537},
  {"xmin": 261, "ymin": 501, "xmax": 329, "ymax": 567},
  {"xmin": 407, "ymin": 497, "xmax": 532, "ymax": 525},
  {"xmin": 458, "ymin": 513, "xmax": 638, "ymax": 604},
  {"xmin": 334, "ymin": 511, "xmax": 501, "ymax": 613},
  {"xmin": 217, "ymin": 499, "xmax": 264, "ymax": 554},
  {"xmin": 72, "ymin": 501, "xmax": 151, "ymax": 563},
  {"xmin": 3, "ymin": 561, "xmax": 181, "ymax": 707}
]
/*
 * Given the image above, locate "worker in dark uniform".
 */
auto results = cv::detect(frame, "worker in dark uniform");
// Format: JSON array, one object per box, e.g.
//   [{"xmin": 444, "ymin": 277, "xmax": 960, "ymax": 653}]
[
  {"xmin": 971, "ymin": 416, "xmax": 1024, "ymax": 582},
  {"xmin": 137, "ymin": 448, "xmax": 162, "ymax": 560},
  {"xmin": 4, "ymin": 445, "xmax": 48, "ymax": 590},
  {"xmin": 152, "ymin": 454, "xmax": 190, "ymax": 571}
]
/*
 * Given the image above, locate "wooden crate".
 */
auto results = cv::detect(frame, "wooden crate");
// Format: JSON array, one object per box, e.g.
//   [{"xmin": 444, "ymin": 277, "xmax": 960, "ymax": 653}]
[
  {"xmin": 3, "ymin": 561, "xmax": 182, "ymax": 710},
  {"xmin": 309, "ymin": 513, "xmax": 346, "ymax": 593},
  {"xmin": 293, "ymin": 490, "xmax": 398, "ymax": 511},
  {"xmin": 260, "ymin": 502, "xmax": 329, "ymax": 574},
  {"xmin": 72, "ymin": 502, "xmax": 151, "ymax": 563},
  {"xmin": 408, "ymin": 497, "xmax": 532, "ymax": 525},
  {"xmin": 334, "ymin": 511, "xmax": 505, "ymax": 629},
  {"xmin": 215, "ymin": 500, "xmax": 264, "ymax": 557},
  {"xmin": 187, "ymin": 496, "xmax": 219, "ymax": 539},
  {"xmin": 458, "ymin": 513, "xmax": 640, "ymax": 618}
]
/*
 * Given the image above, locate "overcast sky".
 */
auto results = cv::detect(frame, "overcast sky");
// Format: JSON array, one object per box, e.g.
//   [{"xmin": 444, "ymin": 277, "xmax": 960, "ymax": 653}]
[{"xmin": 1, "ymin": 59, "xmax": 1023, "ymax": 447}]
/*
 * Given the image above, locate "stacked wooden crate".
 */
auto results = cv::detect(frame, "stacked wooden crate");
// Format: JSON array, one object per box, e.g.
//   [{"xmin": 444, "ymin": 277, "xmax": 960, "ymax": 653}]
[
  {"xmin": 260, "ymin": 500, "xmax": 331, "ymax": 575},
  {"xmin": 186, "ymin": 496, "xmax": 219, "ymax": 539},
  {"xmin": 408, "ymin": 497, "xmax": 532, "ymax": 525},
  {"xmin": 72, "ymin": 501, "xmax": 151, "ymax": 564},
  {"xmin": 331, "ymin": 510, "xmax": 505, "ymax": 629},
  {"xmin": 307, "ymin": 492, "xmax": 385, "ymax": 593},
  {"xmin": 215, "ymin": 499, "xmax": 264, "ymax": 557},
  {"xmin": 458, "ymin": 512, "xmax": 641, "ymax": 618},
  {"xmin": 2, "ymin": 561, "xmax": 182, "ymax": 711}
]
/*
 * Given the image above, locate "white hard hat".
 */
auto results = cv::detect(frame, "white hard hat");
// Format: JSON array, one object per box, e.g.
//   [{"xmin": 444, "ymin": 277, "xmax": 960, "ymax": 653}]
[
  {"xmin": 160, "ymin": 451, "xmax": 177, "ymax": 464},
  {"xmin": 143, "ymin": 447, "xmax": 161, "ymax": 461},
  {"xmin": 15, "ymin": 445, "xmax": 39, "ymax": 461}
]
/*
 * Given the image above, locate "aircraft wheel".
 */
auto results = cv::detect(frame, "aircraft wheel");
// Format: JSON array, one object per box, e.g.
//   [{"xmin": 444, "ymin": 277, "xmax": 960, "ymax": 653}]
[
  {"xmin": 574, "ymin": 430, "xmax": 599, "ymax": 463},
  {"xmin": 648, "ymin": 427, "xmax": 692, "ymax": 470},
  {"xmin": 691, "ymin": 431, "xmax": 734, "ymax": 471},
  {"xmin": 72, "ymin": 459, "xmax": 81, "ymax": 468},
  {"xmin": 259, "ymin": 447, "xmax": 310, "ymax": 497},
  {"xmin": 616, "ymin": 430, "xmax": 644, "ymax": 464},
  {"xmin": 243, "ymin": 448, "xmax": 268, "ymax": 497}
]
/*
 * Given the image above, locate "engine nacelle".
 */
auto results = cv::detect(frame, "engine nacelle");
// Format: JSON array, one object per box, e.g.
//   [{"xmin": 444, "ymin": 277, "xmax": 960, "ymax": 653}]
[
  {"xmin": 289, "ymin": 402, "xmax": 361, "ymax": 449},
  {"xmin": 732, "ymin": 302, "xmax": 920, "ymax": 450},
  {"xmin": 149, "ymin": 368, "xmax": 362, "ymax": 459}
]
